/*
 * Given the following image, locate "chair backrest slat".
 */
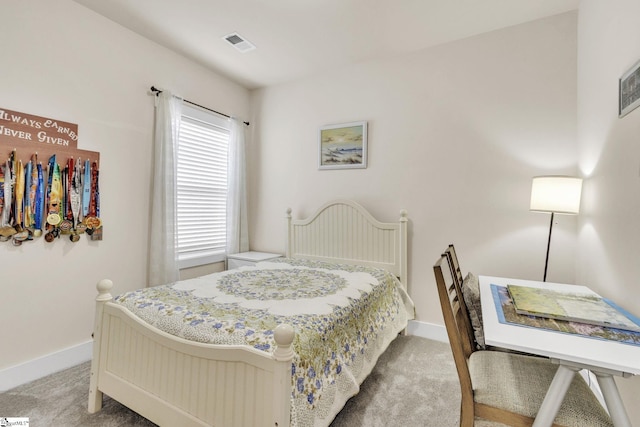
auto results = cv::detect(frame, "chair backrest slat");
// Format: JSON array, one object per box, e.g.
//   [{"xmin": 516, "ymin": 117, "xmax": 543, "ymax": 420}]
[
  {"xmin": 445, "ymin": 244, "xmax": 464, "ymax": 288},
  {"xmin": 442, "ymin": 245, "xmax": 476, "ymax": 352}
]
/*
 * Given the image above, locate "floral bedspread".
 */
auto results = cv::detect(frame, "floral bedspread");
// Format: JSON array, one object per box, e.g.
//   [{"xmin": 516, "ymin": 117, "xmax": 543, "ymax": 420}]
[{"xmin": 114, "ymin": 258, "xmax": 415, "ymax": 427}]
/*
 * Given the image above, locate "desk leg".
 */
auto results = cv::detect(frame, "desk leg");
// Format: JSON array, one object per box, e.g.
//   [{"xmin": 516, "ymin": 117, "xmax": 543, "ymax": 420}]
[
  {"xmin": 593, "ymin": 372, "xmax": 631, "ymax": 427},
  {"xmin": 532, "ymin": 364, "xmax": 581, "ymax": 427}
]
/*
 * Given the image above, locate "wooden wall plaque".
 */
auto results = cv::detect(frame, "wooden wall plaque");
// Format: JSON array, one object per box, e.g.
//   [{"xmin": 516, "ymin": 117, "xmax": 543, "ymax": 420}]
[
  {"xmin": 0, "ymin": 107, "xmax": 102, "ymax": 244},
  {"xmin": 0, "ymin": 107, "xmax": 99, "ymax": 166}
]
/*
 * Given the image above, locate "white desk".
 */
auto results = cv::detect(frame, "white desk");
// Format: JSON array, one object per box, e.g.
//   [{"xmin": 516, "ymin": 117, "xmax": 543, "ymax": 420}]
[{"xmin": 479, "ymin": 275, "xmax": 640, "ymax": 427}]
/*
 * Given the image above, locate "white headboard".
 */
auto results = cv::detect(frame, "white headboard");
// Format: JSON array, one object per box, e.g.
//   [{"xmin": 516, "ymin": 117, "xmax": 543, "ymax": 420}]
[{"xmin": 286, "ymin": 200, "xmax": 408, "ymax": 289}]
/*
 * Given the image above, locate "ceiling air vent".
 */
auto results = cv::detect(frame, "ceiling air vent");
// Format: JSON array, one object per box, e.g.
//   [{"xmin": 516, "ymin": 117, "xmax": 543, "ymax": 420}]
[{"xmin": 223, "ymin": 32, "xmax": 256, "ymax": 53}]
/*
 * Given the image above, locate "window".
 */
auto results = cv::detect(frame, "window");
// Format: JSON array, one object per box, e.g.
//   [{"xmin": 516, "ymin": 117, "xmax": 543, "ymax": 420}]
[{"xmin": 176, "ymin": 104, "xmax": 230, "ymax": 268}]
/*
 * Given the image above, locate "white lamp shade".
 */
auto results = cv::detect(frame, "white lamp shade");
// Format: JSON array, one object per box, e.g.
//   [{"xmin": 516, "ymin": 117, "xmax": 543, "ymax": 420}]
[{"xmin": 530, "ymin": 176, "xmax": 582, "ymax": 214}]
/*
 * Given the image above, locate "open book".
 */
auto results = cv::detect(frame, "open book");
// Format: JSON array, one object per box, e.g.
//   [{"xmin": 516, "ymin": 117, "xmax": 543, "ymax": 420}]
[{"xmin": 507, "ymin": 284, "xmax": 640, "ymax": 333}]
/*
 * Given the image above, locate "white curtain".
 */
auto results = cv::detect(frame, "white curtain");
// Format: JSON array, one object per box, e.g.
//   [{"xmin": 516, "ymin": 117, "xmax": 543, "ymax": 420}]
[
  {"xmin": 226, "ymin": 117, "xmax": 249, "ymax": 255},
  {"xmin": 148, "ymin": 91, "xmax": 182, "ymax": 286}
]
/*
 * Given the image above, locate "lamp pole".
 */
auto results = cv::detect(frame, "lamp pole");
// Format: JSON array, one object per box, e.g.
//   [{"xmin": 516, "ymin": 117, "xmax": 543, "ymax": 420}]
[{"xmin": 543, "ymin": 212, "xmax": 554, "ymax": 282}]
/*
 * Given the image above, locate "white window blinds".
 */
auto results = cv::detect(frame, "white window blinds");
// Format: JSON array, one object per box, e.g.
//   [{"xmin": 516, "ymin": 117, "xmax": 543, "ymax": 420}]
[{"xmin": 176, "ymin": 104, "xmax": 230, "ymax": 268}]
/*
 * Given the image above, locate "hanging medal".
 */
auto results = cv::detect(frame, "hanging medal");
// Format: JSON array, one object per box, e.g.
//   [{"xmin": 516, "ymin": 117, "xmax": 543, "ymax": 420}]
[
  {"xmin": 59, "ymin": 160, "xmax": 73, "ymax": 235},
  {"xmin": 74, "ymin": 159, "xmax": 86, "ymax": 235},
  {"xmin": 69, "ymin": 158, "xmax": 81, "ymax": 242},
  {"xmin": 81, "ymin": 159, "xmax": 90, "ymax": 234},
  {"xmin": 33, "ymin": 162, "xmax": 44, "ymax": 237},
  {"xmin": 25, "ymin": 156, "xmax": 37, "ymax": 240},
  {"xmin": 0, "ymin": 163, "xmax": 4, "ymax": 226},
  {"xmin": 89, "ymin": 162, "xmax": 102, "ymax": 241},
  {"xmin": 83, "ymin": 160, "xmax": 100, "ymax": 235},
  {"xmin": 8, "ymin": 151, "xmax": 16, "ymax": 227},
  {"xmin": 0, "ymin": 161, "xmax": 7, "ymax": 242},
  {"xmin": 84, "ymin": 161, "xmax": 101, "ymax": 234},
  {"xmin": 25, "ymin": 154, "xmax": 38, "ymax": 238},
  {"xmin": 44, "ymin": 155, "xmax": 54, "ymax": 241},
  {"xmin": 95, "ymin": 166, "xmax": 100, "ymax": 219},
  {"xmin": 0, "ymin": 159, "xmax": 15, "ymax": 241},
  {"xmin": 45, "ymin": 156, "xmax": 62, "ymax": 242},
  {"xmin": 82, "ymin": 159, "xmax": 90, "ymax": 218},
  {"xmin": 14, "ymin": 160, "xmax": 24, "ymax": 227},
  {"xmin": 24, "ymin": 160, "xmax": 32, "ymax": 228},
  {"xmin": 12, "ymin": 159, "xmax": 28, "ymax": 245}
]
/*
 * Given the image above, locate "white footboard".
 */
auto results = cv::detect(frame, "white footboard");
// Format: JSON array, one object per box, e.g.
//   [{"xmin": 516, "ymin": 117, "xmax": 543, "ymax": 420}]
[{"xmin": 88, "ymin": 279, "xmax": 295, "ymax": 427}]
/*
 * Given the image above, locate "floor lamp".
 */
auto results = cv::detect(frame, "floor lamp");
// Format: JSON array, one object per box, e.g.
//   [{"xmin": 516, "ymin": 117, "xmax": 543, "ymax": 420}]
[{"xmin": 530, "ymin": 176, "xmax": 582, "ymax": 282}]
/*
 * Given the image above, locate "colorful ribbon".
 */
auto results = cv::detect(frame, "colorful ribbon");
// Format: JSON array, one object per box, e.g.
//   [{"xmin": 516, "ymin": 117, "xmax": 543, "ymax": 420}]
[{"xmin": 35, "ymin": 162, "xmax": 44, "ymax": 232}]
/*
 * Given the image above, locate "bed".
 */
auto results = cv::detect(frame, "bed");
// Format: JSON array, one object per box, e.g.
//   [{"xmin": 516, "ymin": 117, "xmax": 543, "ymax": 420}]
[{"xmin": 88, "ymin": 199, "xmax": 413, "ymax": 427}]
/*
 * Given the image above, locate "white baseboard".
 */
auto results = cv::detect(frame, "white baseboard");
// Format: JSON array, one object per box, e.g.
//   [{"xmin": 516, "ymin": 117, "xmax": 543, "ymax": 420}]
[
  {"xmin": 0, "ymin": 340, "xmax": 93, "ymax": 392},
  {"xmin": 407, "ymin": 319, "xmax": 448, "ymax": 342}
]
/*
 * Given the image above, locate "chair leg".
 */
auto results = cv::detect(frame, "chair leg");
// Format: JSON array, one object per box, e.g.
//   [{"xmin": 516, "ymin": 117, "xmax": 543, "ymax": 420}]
[{"xmin": 460, "ymin": 401, "xmax": 474, "ymax": 427}]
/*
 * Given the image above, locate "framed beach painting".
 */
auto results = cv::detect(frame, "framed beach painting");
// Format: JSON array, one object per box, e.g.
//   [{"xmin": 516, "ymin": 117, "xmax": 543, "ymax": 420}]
[{"xmin": 319, "ymin": 121, "xmax": 367, "ymax": 170}]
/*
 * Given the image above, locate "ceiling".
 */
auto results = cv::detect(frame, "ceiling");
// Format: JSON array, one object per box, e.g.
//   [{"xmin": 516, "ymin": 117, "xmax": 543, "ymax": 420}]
[{"xmin": 73, "ymin": 0, "xmax": 580, "ymax": 90}]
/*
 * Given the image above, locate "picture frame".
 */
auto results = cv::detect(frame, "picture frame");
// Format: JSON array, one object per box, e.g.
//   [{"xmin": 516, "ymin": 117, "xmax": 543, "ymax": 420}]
[
  {"xmin": 619, "ymin": 59, "xmax": 640, "ymax": 118},
  {"xmin": 318, "ymin": 121, "xmax": 367, "ymax": 170}
]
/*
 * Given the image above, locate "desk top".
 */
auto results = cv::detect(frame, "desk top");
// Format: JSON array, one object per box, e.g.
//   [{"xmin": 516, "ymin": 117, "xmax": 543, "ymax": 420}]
[{"xmin": 479, "ymin": 275, "xmax": 640, "ymax": 375}]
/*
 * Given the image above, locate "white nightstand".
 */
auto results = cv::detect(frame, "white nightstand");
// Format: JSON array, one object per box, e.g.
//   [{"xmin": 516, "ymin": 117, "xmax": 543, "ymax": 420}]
[{"xmin": 226, "ymin": 251, "xmax": 282, "ymax": 270}]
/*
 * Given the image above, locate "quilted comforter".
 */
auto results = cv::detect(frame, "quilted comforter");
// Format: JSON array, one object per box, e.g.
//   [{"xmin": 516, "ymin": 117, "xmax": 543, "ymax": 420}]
[{"xmin": 114, "ymin": 258, "xmax": 414, "ymax": 427}]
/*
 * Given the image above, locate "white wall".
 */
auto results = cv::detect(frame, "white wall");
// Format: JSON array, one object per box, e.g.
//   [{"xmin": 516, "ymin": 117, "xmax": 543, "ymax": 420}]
[
  {"xmin": 5, "ymin": 2, "xmax": 635, "ymax": 421},
  {"xmin": 577, "ymin": 0, "xmax": 640, "ymax": 423},
  {"xmin": 249, "ymin": 12, "xmax": 579, "ymax": 326},
  {"xmin": 0, "ymin": 0, "xmax": 249, "ymax": 374}
]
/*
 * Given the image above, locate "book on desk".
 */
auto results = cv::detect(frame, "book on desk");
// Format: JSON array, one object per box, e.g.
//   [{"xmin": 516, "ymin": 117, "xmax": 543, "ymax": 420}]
[{"xmin": 507, "ymin": 284, "xmax": 640, "ymax": 333}]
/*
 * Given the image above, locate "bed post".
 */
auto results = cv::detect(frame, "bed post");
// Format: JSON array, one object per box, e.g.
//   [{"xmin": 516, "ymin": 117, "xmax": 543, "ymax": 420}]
[
  {"xmin": 88, "ymin": 279, "xmax": 113, "ymax": 413},
  {"xmin": 272, "ymin": 323, "xmax": 295, "ymax": 427},
  {"xmin": 399, "ymin": 209, "xmax": 408, "ymax": 290},
  {"xmin": 286, "ymin": 207, "xmax": 293, "ymax": 258}
]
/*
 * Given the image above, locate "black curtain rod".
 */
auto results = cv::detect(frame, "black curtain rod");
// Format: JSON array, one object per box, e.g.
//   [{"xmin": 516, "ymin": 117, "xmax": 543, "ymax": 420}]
[{"xmin": 150, "ymin": 86, "xmax": 249, "ymax": 126}]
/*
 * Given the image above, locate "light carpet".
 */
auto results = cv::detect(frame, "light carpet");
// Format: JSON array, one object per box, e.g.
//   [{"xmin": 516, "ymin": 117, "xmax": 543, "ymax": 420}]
[{"xmin": 1, "ymin": 335, "xmax": 462, "ymax": 426}]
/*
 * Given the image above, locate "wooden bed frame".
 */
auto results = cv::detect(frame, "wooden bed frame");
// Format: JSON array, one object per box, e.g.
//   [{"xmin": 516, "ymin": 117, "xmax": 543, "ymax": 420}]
[{"xmin": 88, "ymin": 199, "xmax": 408, "ymax": 427}]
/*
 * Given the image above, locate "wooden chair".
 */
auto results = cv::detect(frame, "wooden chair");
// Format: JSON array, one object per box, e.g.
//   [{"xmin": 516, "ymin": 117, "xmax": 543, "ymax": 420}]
[{"xmin": 433, "ymin": 254, "xmax": 613, "ymax": 427}]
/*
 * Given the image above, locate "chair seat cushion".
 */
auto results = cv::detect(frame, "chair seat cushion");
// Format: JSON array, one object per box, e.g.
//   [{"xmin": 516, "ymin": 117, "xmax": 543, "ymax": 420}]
[{"xmin": 468, "ymin": 351, "xmax": 613, "ymax": 427}]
